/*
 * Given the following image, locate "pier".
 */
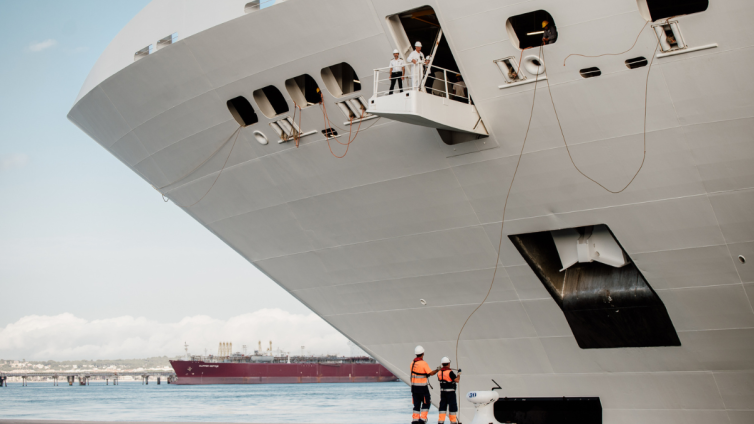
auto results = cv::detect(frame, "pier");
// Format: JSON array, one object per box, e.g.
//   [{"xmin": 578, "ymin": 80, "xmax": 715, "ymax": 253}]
[{"xmin": 0, "ymin": 372, "xmax": 175, "ymax": 386}]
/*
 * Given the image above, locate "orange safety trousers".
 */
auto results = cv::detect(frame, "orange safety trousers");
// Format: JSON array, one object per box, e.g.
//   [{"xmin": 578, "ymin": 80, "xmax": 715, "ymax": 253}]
[
  {"xmin": 411, "ymin": 386, "xmax": 431, "ymax": 423},
  {"xmin": 438, "ymin": 391, "xmax": 458, "ymax": 423}
]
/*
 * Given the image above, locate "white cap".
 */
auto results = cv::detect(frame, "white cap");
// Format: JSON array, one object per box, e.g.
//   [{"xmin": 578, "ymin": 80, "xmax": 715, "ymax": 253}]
[
  {"xmin": 441, "ymin": 357, "xmax": 450, "ymax": 364},
  {"xmin": 415, "ymin": 345, "xmax": 425, "ymax": 355},
  {"xmin": 393, "ymin": 49, "xmax": 399, "ymax": 54},
  {"xmin": 415, "ymin": 41, "xmax": 422, "ymax": 47}
]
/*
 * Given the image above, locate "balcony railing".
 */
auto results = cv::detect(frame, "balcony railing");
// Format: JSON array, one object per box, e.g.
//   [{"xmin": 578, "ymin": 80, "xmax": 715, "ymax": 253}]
[{"xmin": 372, "ymin": 64, "xmax": 470, "ymax": 104}]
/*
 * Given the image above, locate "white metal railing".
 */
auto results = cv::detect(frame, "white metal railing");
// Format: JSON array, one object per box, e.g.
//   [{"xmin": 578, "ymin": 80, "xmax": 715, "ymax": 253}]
[{"xmin": 372, "ymin": 64, "xmax": 471, "ymax": 104}]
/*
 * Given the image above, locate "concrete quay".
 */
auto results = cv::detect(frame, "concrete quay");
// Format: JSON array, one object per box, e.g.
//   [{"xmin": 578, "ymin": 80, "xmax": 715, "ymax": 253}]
[{"xmin": 0, "ymin": 371, "xmax": 175, "ymax": 386}]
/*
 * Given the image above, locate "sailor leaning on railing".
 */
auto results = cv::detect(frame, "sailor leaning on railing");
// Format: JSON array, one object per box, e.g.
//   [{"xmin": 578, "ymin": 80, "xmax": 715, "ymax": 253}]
[{"xmin": 406, "ymin": 41, "xmax": 430, "ymax": 91}]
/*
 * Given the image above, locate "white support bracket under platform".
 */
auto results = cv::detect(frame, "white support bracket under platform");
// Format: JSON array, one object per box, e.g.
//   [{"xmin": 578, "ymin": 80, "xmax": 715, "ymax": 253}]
[{"xmin": 367, "ymin": 90, "xmax": 487, "ymax": 135}]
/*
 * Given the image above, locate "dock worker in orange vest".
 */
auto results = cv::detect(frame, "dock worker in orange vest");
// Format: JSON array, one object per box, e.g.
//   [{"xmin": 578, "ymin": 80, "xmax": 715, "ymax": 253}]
[
  {"xmin": 411, "ymin": 345, "xmax": 439, "ymax": 424},
  {"xmin": 436, "ymin": 357, "xmax": 461, "ymax": 424}
]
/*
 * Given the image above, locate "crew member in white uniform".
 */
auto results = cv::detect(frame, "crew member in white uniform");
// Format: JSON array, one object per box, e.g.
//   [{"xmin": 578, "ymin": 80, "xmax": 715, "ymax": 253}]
[
  {"xmin": 388, "ymin": 49, "xmax": 405, "ymax": 95},
  {"xmin": 407, "ymin": 41, "xmax": 428, "ymax": 91}
]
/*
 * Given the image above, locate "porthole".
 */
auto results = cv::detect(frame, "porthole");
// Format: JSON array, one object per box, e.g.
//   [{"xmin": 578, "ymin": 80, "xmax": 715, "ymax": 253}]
[
  {"xmin": 523, "ymin": 55, "xmax": 545, "ymax": 75},
  {"xmin": 739, "ymin": 255, "xmax": 746, "ymax": 264},
  {"xmin": 253, "ymin": 131, "xmax": 268, "ymax": 145},
  {"xmin": 419, "ymin": 299, "xmax": 427, "ymax": 306},
  {"xmin": 625, "ymin": 56, "xmax": 648, "ymax": 69},
  {"xmin": 580, "ymin": 67, "xmax": 602, "ymax": 78}
]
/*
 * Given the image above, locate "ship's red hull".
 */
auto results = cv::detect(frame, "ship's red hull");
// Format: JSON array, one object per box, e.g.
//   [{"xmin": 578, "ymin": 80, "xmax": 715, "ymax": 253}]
[{"xmin": 169, "ymin": 360, "xmax": 398, "ymax": 385}]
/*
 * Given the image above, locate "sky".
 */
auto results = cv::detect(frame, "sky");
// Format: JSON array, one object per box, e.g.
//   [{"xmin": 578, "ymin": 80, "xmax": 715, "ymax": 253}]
[{"xmin": 0, "ymin": 0, "xmax": 351, "ymax": 360}]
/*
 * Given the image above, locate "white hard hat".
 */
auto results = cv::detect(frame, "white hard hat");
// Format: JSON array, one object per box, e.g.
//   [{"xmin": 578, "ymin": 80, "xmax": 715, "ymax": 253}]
[
  {"xmin": 393, "ymin": 49, "xmax": 399, "ymax": 54},
  {"xmin": 441, "ymin": 357, "xmax": 450, "ymax": 364},
  {"xmin": 415, "ymin": 41, "xmax": 422, "ymax": 47},
  {"xmin": 415, "ymin": 345, "xmax": 425, "ymax": 355}
]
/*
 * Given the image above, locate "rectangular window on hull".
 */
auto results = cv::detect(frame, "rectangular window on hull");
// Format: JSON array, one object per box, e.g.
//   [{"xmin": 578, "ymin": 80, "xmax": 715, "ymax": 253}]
[
  {"xmin": 134, "ymin": 45, "xmax": 153, "ymax": 61},
  {"xmin": 227, "ymin": 96, "xmax": 259, "ymax": 127},
  {"xmin": 638, "ymin": 0, "xmax": 709, "ymax": 22},
  {"xmin": 509, "ymin": 224, "xmax": 681, "ymax": 349},
  {"xmin": 244, "ymin": 0, "xmax": 260, "ymax": 13},
  {"xmin": 285, "ymin": 74, "xmax": 322, "ymax": 108},
  {"xmin": 321, "ymin": 63, "xmax": 361, "ymax": 98},
  {"xmin": 506, "ymin": 10, "xmax": 557, "ymax": 50},
  {"xmin": 253, "ymin": 85, "xmax": 289, "ymax": 118},
  {"xmin": 156, "ymin": 33, "xmax": 178, "ymax": 51}
]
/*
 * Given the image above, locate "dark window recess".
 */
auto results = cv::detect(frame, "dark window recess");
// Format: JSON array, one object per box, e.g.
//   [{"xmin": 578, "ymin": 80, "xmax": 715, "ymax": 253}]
[
  {"xmin": 507, "ymin": 10, "xmax": 557, "ymax": 49},
  {"xmin": 285, "ymin": 74, "xmax": 322, "ymax": 107},
  {"xmin": 226, "ymin": 96, "xmax": 258, "ymax": 127},
  {"xmin": 625, "ymin": 56, "xmax": 648, "ymax": 69},
  {"xmin": 321, "ymin": 63, "xmax": 361, "ymax": 97},
  {"xmin": 322, "ymin": 128, "xmax": 338, "ymax": 138},
  {"xmin": 253, "ymin": 85, "xmax": 289, "ymax": 118},
  {"xmin": 580, "ymin": 67, "xmax": 602, "ymax": 78},
  {"xmin": 509, "ymin": 225, "xmax": 681, "ymax": 349},
  {"xmin": 494, "ymin": 397, "xmax": 602, "ymax": 424},
  {"xmin": 643, "ymin": 0, "xmax": 708, "ymax": 21},
  {"xmin": 388, "ymin": 6, "xmax": 461, "ymax": 90}
]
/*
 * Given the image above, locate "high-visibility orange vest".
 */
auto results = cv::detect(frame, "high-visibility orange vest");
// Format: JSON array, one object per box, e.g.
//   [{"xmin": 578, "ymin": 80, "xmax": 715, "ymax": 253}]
[
  {"xmin": 410, "ymin": 358, "xmax": 432, "ymax": 386},
  {"xmin": 437, "ymin": 366, "xmax": 456, "ymax": 391}
]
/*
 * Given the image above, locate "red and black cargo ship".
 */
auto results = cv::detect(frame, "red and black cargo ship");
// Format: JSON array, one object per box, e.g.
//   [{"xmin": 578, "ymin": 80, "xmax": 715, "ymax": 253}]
[{"xmin": 170, "ymin": 354, "xmax": 397, "ymax": 385}]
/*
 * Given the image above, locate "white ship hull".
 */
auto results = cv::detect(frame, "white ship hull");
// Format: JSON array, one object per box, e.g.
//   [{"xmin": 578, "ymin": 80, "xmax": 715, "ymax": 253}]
[{"xmin": 69, "ymin": 1, "xmax": 754, "ymax": 422}]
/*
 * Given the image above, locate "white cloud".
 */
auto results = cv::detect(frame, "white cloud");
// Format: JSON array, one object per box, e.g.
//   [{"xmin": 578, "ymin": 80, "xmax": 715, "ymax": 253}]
[
  {"xmin": 29, "ymin": 39, "xmax": 57, "ymax": 52},
  {"xmin": 0, "ymin": 309, "xmax": 357, "ymax": 361},
  {"xmin": 0, "ymin": 153, "xmax": 28, "ymax": 172}
]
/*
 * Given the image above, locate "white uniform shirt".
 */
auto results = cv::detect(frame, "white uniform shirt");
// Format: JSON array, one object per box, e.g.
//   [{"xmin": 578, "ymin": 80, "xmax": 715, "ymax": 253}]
[
  {"xmin": 406, "ymin": 50, "xmax": 426, "ymax": 89},
  {"xmin": 407, "ymin": 50, "xmax": 425, "ymax": 68},
  {"xmin": 454, "ymin": 80, "xmax": 466, "ymax": 97},
  {"xmin": 389, "ymin": 58, "xmax": 405, "ymax": 73}
]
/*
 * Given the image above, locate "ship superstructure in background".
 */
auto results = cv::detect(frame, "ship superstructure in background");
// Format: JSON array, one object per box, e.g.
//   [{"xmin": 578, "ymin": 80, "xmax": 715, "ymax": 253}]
[{"xmin": 69, "ymin": 0, "xmax": 754, "ymax": 422}]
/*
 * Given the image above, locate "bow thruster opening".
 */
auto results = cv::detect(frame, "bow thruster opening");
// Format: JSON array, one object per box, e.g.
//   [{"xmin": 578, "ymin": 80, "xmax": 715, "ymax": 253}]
[{"xmin": 509, "ymin": 224, "xmax": 681, "ymax": 349}]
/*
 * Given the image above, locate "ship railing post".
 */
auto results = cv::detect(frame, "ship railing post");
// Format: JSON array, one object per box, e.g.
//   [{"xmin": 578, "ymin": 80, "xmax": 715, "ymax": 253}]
[{"xmin": 444, "ymin": 68, "xmax": 449, "ymax": 101}]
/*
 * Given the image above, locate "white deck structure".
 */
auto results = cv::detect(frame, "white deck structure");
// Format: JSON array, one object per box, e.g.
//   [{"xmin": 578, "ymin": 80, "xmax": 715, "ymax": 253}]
[{"xmin": 69, "ymin": 1, "xmax": 754, "ymax": 422}]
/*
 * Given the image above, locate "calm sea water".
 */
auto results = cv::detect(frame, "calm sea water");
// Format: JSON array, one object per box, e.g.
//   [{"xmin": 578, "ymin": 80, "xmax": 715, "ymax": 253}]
[{"xmin": 0, "ymin": 381, "xmax": 417, "ymax": 422}]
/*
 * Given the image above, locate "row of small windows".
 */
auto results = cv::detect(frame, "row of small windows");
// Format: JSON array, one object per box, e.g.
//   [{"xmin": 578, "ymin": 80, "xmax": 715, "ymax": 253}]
[
  {"xmin": 578, "ymin": 57, "xmax": 648, "ymax": 79},
  {"xmin": 225, "ymin": 62, "xmax": 364, "ymax": 128},
  {"xmin": 134, "ymin": 33, "xmax": 177, "ymax": 61}
]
